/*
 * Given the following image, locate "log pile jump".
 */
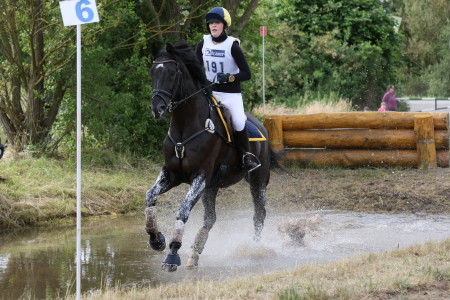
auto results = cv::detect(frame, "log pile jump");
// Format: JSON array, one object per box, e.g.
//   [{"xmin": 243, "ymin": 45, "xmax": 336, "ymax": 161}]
[{"xmin": 263, "ymin": 112, "xmax": 450, "ymax": 168}]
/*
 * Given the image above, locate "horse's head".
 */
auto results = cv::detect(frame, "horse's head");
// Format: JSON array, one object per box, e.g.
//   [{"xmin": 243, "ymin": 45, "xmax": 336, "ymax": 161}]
[{"xmin": 149, "ymin": 44, "xmax": 183, "ymax": 119}]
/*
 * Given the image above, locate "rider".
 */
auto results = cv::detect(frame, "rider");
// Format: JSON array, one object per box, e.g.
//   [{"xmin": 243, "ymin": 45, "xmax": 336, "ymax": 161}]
[{"xmin": 195, "ymin": 6, "xmax": 261, "ymax": 173}]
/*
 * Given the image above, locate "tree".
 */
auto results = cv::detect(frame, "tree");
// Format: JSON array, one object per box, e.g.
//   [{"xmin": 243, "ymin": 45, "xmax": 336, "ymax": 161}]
[
  {"xmin": 0, "ymin": 0, "xmax": 261, "ymax": 155},
  {"xmin": 138, "ymin": 0, "xmax": 259, "ymax": 53},
  {"xmin": 395, "ymin": 0, "xmax": 449, "ymax": 95},
  {"xmin": 266, "ymin": 0, "xmax": 401, "ymax": 108},
  {"xmin": 0, "ymin": 0, "xmax": 73, "ymax": 151}
]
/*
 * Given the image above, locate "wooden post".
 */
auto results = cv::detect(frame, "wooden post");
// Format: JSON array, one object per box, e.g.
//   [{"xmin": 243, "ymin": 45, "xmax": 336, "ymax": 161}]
[
  {"xmin": 264, "ymin": 115, "xmax": 284, "ymax": 152},
  {"xmin": 414, "ymin": 114, "xmax": 437, "ymax": 169}
]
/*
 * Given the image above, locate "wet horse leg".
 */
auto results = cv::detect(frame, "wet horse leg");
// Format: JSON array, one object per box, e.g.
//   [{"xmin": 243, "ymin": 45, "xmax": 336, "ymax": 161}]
[
  {"xmin": 145, "ymin": 167, "xmax": 179, "ymax": 251},
  {"xmin": 186, "ymin": 186, "xmax": 219, "ymax": 268},
  {"xmin": 162, "ymin": 174, "xmax": 206, "ymax": 272},
  {"xmin": 251, "ymin": 184, "xmax": 267, "ymax": 241}
]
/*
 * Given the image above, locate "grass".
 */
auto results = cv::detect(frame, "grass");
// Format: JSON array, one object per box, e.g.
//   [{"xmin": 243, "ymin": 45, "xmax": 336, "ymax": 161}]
[
  {"xmin": 252, "ymin": 95, "xmax": 354, "ymax": 116},
  {"xmin": 68, "ymin": 238, "xmax": 450, "ymax": 299},
  {"xmin": 0, "ymin": 150, "xmax": 161, "ymax": 228},
  {"xmin": 2, "ymin": 149, "xmax": 450, "ymax": 228}
]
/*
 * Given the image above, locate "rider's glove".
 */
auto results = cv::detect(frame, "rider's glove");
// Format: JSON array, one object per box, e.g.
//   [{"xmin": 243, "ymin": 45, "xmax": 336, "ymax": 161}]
[
  {"xmin": 217, "ymin": 73, "xmax": 235, "ymax": 84},
  {"xmin": 216, "ymin": 72, "xmax": 229, "ymax": 83}
]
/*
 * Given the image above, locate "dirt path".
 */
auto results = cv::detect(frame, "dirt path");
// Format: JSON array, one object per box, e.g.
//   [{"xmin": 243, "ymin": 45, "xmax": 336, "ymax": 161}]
[
  {"xmin": 265, "ymin": 167, "xmax": 450, "ymax": 214},
  {"xmin": 158, "ymin": 166, "xmax": 450, "ymax": 215}
]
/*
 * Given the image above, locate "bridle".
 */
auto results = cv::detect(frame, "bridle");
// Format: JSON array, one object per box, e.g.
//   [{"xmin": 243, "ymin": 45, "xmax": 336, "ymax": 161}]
[
  {"xmin": 151, "ymin": 59, "xmax": 214, "ymax": 112},
  {"xmin": 151, "ymin": 59, "xmax": 183, "ymax": 112},
  {"xmin": 150, "ymin": 58, "xmax": 229, "ymax": 159}
]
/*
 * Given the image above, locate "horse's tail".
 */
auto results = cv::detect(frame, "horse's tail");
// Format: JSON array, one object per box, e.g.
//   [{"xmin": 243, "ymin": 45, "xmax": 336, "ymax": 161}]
[
  {"xmin": 269, "ymin": 148, "xmax": 281, "ymax": 169},
  {"xmin": 269, "ymin": 148, "xmax": 297, "ymax": 178}
]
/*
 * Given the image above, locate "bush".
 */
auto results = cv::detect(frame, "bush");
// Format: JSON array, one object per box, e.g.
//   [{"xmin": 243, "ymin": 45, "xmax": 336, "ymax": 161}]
[{"xmin": 244, "ymin": 0, "xmax": 402, "ymax": 110}]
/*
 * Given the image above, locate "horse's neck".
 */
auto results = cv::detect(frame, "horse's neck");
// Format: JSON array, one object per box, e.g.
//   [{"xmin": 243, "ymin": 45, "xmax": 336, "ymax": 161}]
[{"xmin": 170, "ymin": 86, "xmax": 209, "ymax": 134}]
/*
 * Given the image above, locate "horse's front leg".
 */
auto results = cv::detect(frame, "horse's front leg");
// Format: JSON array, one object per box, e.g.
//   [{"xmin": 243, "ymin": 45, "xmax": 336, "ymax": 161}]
[
  {"xmin": 162, "ymin": 174, "xmax": 206, "ymax": 272},
  {"xmin": 145, "ymin": 167, "xmax": 179, "ymax": 251}
]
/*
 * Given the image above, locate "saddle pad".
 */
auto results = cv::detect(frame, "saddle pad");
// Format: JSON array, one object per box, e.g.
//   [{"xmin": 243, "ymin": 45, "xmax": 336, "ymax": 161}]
[
  {"xmin": 246, "ymin": 120, "xmax": 267, "ymax": 142},
  {"xmin": 210, "ymin": 95, "xmax": 266, "ymax": 142}
]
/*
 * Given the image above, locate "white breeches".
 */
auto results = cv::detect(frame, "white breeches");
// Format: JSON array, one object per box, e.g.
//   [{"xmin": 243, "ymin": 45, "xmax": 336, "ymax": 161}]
[{"xmin": 212, "ymin": 91, "xmax": 247, "ymax": 131}]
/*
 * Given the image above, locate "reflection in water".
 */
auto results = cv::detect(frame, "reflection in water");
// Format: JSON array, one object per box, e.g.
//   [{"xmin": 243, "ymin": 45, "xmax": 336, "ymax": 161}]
[
  {"xmin": 0, "ymin": 211, "xmax": 449, "ymax": 299},
  {"xmin": 0, "ymin": 216, "xmax": 159, "ymax": 299}
]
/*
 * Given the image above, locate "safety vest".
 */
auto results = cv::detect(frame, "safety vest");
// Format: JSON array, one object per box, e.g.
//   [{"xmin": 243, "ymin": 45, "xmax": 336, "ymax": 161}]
[{"xmin": 202, "ymin": 35, "xmax": 240, "ymax": 82}]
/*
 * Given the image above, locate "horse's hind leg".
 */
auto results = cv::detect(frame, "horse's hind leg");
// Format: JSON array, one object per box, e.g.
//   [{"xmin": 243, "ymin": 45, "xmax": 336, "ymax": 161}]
[
  {"xmin": 145, "ymin": 167, "xmax": 179, "ymax": 251},
  {"xmin": 186, "ymin": 187, "xmax": 219, "ymax": 268},
  {"xmin": 250, "ymin": 184, "xmax": 267, "ymax": 241}
]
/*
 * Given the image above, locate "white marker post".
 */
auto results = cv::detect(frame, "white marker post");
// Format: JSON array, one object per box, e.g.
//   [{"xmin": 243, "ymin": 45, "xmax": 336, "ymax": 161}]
[
  {"xmin": 59, "ymin": 1, "xmax": 99, "ymax": 299},
  {"xmin": 260, "ymin": 26, "xmax": 267, "ymax": 114}
]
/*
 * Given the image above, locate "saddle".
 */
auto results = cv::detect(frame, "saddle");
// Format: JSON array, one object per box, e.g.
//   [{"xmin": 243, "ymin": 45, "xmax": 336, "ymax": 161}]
[{"xmin": 210, "ymin": 95, "xmax": 267, "ymax": 143}]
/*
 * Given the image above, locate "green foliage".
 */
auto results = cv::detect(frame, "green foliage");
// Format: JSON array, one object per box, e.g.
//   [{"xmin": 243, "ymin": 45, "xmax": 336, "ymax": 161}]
[
  {"xmin": 52, "ymin": 0, "xmax": 167, "ymax": 158},
  {"xmin": 2, "ymin": 0, "xmax": 448, "ymax": 159},
  {"xmin": 255, "ymin": 0, "xmax": 402, "ymax": 108},
  {"xmin": 397, "ymin": 0, "xmax": 450, "ymax": 96},
  {"xmin": 421, "ymin": 25, "xmax": 450, "ymax": 97}
]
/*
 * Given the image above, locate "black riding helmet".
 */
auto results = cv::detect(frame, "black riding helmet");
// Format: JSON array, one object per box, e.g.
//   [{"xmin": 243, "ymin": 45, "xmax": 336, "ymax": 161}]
[{"xmin": 205, "ymin": 7, "xmax": 232, "ymax": 33}]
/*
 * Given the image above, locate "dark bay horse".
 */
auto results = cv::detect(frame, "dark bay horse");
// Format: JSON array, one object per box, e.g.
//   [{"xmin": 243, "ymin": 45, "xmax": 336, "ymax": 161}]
[{"xmin": 145, "ymin": 42, "xmax": 274, "ymax": 272}]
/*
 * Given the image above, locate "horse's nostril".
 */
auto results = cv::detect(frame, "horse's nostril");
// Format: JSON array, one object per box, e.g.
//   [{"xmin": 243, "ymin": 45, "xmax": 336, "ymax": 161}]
[{"xmin": 158, "ymin": 106, "xmax": 166, "ymax": 116}]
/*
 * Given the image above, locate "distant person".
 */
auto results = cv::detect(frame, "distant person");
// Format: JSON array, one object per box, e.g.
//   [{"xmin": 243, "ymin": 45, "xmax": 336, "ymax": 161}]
[
  {"xmin": 0, "ymin": 140, "xmax": 4, "ymax": 159},
  {"xmin": 363, "ymin": 106, "xmax": 370, "ymax": 112},
  {"xmin": 378, "ymin": 102, "xmax": 387, "ymax": 112},
  {"xmin": 381, "ymin": 85, "xmax": 399, "ymax": 111}
]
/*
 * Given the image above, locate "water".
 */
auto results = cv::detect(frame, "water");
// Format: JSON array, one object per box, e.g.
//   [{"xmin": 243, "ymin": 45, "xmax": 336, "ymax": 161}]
[{"xmin": 0, "ymin": 210, "xmax": 449, "ymax": 299}]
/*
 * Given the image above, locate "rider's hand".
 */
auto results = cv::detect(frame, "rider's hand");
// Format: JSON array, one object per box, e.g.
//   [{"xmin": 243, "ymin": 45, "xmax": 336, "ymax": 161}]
[{"xmin": 217, "ymin": 72, "xmax": 231, "ymax": 84}]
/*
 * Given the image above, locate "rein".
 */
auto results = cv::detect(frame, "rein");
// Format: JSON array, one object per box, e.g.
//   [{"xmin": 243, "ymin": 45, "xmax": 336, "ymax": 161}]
[{"xmin": 151, "ymin": 59, "xmax": 215, "ymax": 112}]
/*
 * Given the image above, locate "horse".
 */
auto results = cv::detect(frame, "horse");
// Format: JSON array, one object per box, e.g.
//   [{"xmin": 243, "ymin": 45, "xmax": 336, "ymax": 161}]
[{"xmin": 145, "ymin": 41, "xmax": 274, "ymax": 272}]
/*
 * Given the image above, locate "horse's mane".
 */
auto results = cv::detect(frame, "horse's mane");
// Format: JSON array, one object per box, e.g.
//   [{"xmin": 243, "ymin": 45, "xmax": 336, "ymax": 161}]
[{"xmin": 156, "ymin": 41, "xmax": 209, "ymax": 90}]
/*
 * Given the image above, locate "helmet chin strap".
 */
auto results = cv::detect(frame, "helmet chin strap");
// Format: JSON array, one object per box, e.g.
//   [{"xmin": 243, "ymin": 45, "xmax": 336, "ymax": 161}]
[{"xmin": 212, "ymin": 30, "xmax": 228, "ymax": 43}]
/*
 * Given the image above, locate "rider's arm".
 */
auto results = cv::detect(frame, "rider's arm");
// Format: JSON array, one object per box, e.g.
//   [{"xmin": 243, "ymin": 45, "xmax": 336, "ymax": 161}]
[{"xmin": 230, "ymin": 41, "xmax": 251, "ymax": 82}]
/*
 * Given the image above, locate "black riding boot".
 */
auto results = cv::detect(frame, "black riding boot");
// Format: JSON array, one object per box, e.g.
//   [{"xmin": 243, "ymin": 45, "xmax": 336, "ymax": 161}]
[{"xmin": 235, "ymin": 128, "xmax": 261, "ymax": 173}]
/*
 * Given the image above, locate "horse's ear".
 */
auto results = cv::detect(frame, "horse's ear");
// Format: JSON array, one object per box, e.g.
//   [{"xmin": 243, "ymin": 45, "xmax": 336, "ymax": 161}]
[
  {"xmin": 166, "ymin": 43, "xmax": 175, "ymax": 55},
  {"xmin": 151, "ymin": 48, "xmax": 159, "ymax": 59},
  {"xmin": 150, "ymin": 43, "xmax": 160, "ymax": 60}
]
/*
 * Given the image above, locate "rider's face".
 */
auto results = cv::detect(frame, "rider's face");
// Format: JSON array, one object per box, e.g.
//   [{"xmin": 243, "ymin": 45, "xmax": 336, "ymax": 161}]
[{"xmin": 209, "ymin": 22, "xmax": 224, "ymax": 38}]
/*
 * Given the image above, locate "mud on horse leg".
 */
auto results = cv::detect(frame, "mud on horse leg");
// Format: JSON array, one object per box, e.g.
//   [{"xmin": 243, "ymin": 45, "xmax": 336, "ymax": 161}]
[
  {"xmin": 145, "ymin": 168, "xmax": 177, "ymax": 251},
  {"xmin": 161, "ymin": 175, "xmax": 206, "ymax": 272}
]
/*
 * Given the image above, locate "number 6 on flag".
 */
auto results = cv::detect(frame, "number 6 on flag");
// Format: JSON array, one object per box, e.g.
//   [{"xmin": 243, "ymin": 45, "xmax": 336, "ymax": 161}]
[{"xmin": 60, "ymin": 0, "xmax": 100, "ymax": 27}]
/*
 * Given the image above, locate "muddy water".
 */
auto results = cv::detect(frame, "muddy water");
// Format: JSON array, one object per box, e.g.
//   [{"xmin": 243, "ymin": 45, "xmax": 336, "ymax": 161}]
[{"xmin": 0, "ymin": 210, "xmax": 449, "ymax": 299}]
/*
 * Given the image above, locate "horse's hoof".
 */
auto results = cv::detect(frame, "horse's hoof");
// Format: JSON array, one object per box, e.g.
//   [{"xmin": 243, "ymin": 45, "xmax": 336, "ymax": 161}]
[
  {"xmin": 149, "ymin": 232, "xmax": 166, "ymax": 251},
  {"xmin": 161, "ymin": 263, "xmax": 178, "ymax": 272},
  {"xmin": 163, "ymin": 253, "xmax": 181, "ymax": 266},
  {"xmin": 253, "ymin": 235, "xmax": 261, "ymax": 242},
  {"xmin": 186, "ymin": 251, "xmax": 199, "ymax": 269}
]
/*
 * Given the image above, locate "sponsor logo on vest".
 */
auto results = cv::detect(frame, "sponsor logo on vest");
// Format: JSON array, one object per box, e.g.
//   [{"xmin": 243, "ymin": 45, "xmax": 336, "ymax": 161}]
[{"xmin": 205, "ymin": 48, "xmax": 225, "ymax": 57}]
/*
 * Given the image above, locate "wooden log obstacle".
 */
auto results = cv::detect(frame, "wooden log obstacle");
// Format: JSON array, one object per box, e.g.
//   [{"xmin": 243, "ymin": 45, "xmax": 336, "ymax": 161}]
[{"xmin": 263, "ymin": 112, "xmax": 450, "ymax": 168}]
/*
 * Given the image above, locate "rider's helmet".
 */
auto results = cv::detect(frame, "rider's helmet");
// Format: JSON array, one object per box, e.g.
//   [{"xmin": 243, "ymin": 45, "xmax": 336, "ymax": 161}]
[{"xmin": 205, "ymin": 7, "xmax": 231, "ymax": 33}]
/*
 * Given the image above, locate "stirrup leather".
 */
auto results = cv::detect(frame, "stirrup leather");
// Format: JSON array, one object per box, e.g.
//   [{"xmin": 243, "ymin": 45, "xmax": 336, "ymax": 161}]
[{"xmin": 242, "ymin": 152, "xmax": 261, "ymax": 173}]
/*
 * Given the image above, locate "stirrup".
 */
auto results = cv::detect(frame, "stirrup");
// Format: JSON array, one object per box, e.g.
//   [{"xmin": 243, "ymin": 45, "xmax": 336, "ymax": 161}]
[{"xmin": 242, "ymin": 152, "xmax": 261, "ymax": 173}]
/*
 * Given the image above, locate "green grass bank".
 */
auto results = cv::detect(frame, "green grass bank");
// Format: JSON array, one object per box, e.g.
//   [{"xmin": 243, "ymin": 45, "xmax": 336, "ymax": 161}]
[{"xmin": 1, "ymin": 149, "xmax": 449, "ymax": 229}]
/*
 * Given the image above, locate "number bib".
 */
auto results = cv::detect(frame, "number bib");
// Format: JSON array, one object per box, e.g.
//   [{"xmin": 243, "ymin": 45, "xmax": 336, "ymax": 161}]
[{"xmin": 202, "ymin": 35, "xmax": 240, "ymax": 82}]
